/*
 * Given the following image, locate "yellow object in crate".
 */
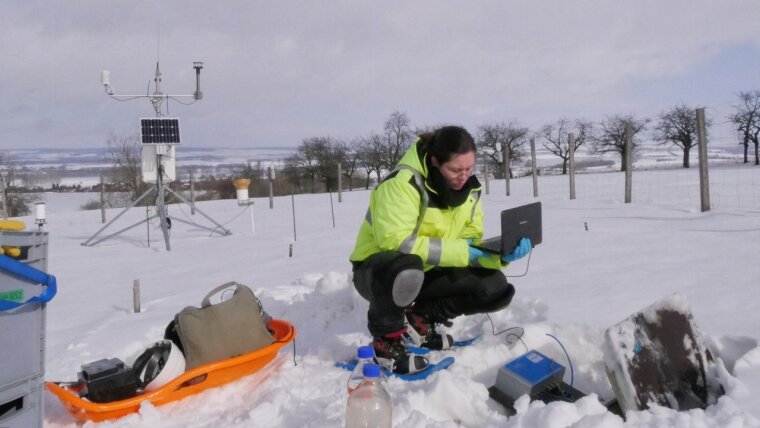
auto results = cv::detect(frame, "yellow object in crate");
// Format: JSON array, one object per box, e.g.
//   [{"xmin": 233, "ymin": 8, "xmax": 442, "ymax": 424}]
[
  {"xmin": 0, "ymin": 220, "xmax": 25, "ymax": 231},
  {"xmin": 0, "ymin": 246, "xmax": 21, "ymax": 257},
  {"xmin": 0, "ymin": 220, "xmax": 25, "ymax": 257}
]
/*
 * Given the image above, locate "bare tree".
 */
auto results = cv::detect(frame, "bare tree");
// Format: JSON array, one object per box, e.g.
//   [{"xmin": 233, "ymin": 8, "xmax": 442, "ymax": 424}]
[
  {"xmin": 477, "ymin": 122, "xmax": 528, "ymax": 178},
  {"xmin": 356, "ymin": 133, "xmax": 386, "ymax": 188},
  {"xmin": 653, "ymin": 105, "xmax": 711, "ymax": 168},
  {"xmin": 383, "ymin": 111, "xmax": 414, "ymax": 171},
  {"xmin": 285, "ymin": 138, "xmax": 322, "ymax": 193},
  {"xmin": 338, "ymin": 140, "xmax": 362, "ymax": 191},
  {"xmin": 729, "ymin": 91, "xmax": 760, "ymax": 165},
  {"xmin": 282, "ymin": 156, "xmax": 308, "ymax": 193},
  {"xmin": 106, "ymin": 133, "xmax": 148, "ymax": 203},
  {"xmin": 285, "ymin": 136, "xmax": 345, "ymax": 193},
  {"xmin": 0, "ymin": 152, "xmax": 34, "ymax": 217},
  {"xmin": 591, "ymin": 115, "xmax": 650, "ymax": 171},
  {"xmin": 540, "ymin": 118, "xmax": 593, "ymax": 174}
]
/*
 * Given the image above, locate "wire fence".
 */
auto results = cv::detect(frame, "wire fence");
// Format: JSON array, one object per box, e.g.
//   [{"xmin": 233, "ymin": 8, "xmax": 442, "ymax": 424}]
[{"xmin": 479, "ymin": 162, "xmax": 760, "ymax": 211}]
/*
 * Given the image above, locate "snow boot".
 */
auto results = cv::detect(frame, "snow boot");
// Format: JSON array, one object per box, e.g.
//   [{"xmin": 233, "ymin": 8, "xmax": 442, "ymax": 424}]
[
  {"xmin": 372, "ymin": 329, "xmax": 429, "ymax": 375},
  {"xmin": 405, "ymin": 308, "xmax": 453, "ymax": 351}
]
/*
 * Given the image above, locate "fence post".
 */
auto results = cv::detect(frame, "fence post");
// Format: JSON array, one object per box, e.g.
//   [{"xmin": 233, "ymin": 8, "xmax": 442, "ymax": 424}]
[
  {"xmin": 329, "ymin": 187, "xmax": 336, "ymax": 228},
  {"xmin": 146, "ymin": 206, "xmax": 150, "ymax": 247},
  {"xmin": 568, "ymin": 133, "xmax": 576, "ymax": 200},
  {"xmin": 133, "ymin": 279, "xmax": 141, "ymax": 313},
  {"xmin": 190, "ymin": 170, "xmax": 196, "ymax": 216},
  {"xmin": 1, "ymin": 183, "xmax": 6, "ymax": 219},
  {"xmin": 100, "ymin": 175, "xmax": 106, "ymax": 223},
  {"xmin": 483, "ymin": 150, "xmax": 490, "ymax": 195},
  {"xmin": 503, "ymin": 143, "xmax": 511, "ymax": 196},
  {"xmin": 337, "ymin": 162, "xmax": 342, "ymax": 203},
  {"xmin": 624, "ymin": 122, "xmax": 633, "ymax": 204},
  {"xmin": 530, "ymin": 138, "xmax": 539, "ymax": 197},
  {"xmin": 291, "ymin": 185, "xmax": 297, "ymax": 241},
  {"xmin": 696, "ymin": 107, "xmax": 711, "ymax": 212},
  {"xmin": 268, "ymin": 167, "xmax": 275, "ymax": 209}
]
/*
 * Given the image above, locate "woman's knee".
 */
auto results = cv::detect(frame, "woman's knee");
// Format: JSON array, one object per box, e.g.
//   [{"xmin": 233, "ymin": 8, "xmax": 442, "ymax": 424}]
[
  {"xmin": 476, "ymin": 272, "xmax": 515, "ymax": 312},
  {"xmin": 355, "ymin": 252, "xmax": 424, "ymax": 302}
]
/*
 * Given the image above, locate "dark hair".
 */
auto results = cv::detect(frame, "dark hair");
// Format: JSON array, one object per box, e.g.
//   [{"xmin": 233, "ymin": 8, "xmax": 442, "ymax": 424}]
[{"xmin": 419, "ymin": 126, "xmax": 476, "ymax": 164}]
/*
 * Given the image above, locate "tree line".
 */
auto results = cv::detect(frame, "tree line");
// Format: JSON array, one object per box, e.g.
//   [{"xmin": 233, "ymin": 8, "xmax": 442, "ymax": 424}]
[
  {"xmin": 282, "ymin": 92, "xmax": 759, "ymax": 196},
  {"xmin": 2, "ymin": 92, "xmax": 760, "ymax": 217}
]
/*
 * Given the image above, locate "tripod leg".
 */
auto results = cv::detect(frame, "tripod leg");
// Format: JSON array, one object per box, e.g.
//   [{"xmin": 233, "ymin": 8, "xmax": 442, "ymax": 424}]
[
  {"xmin": 82, "ymin": 187, "xmax": 156, "ymax": 246},
  {"xmin": 164, "ymin": 186, "xmax": 232, "ymax": 235},
  {"xmin": 156, "ymin": 175, "xmax": 171, "ymax": 251},
  {"xmin": 87, "ymin": 216, "xmax": 157, "ymax": 247}
]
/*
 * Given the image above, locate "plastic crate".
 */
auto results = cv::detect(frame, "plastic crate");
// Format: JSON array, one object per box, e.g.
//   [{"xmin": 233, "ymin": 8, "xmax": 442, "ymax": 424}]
[
  {"xmin": 0, "ymin": 230, "xmax": 48, "ymax": 428},
  {"xmin": 0, "ymin": 376, "xmax": 43, "ymax": 428}
]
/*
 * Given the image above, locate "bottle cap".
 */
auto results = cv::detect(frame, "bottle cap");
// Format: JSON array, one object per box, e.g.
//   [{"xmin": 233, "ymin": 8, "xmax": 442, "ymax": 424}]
[
  {"xmin": 357, "ymin": 345, "xmax": 374, "ymax": 359},
  {"xmin": 363, "ymin": 363, "xmax": 382, "ymax": 378}
]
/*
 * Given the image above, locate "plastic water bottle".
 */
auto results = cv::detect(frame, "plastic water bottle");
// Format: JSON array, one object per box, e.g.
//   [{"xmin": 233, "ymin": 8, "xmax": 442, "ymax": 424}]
[
  {"xmin": 347, "ymin": 345, "xmax": 375, "ymax": 394},
  {"xmin": 345, "ymin": 363, "xmax": 392, "ymax": 428}
]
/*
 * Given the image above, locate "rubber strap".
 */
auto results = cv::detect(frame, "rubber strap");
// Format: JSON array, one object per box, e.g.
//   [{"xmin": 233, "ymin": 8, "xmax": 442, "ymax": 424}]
[{"xmin": 0, "ymin": 255, "xmax": 57, "ymax": 312}]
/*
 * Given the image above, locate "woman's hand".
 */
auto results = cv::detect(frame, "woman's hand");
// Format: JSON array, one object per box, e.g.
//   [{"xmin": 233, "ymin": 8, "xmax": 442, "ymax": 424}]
[
  {"xmin": 502, "ymin": 238, "xmax": 532, "ymax": 262},
  {"xmin": 466, "ymin": 238, "xmax": 484, "ymax": 261}
]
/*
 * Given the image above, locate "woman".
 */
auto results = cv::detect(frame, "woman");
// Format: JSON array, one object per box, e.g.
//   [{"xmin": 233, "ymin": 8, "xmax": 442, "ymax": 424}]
[{"xmin": 349, "ymin": 125, "xmax": 531, "ymax": 374}]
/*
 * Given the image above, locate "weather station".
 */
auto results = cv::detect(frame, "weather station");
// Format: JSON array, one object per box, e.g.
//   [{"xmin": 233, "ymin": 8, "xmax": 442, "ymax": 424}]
[{"xmin": 82, "ymin": 61, "xmax": 231, "ymax": 251}]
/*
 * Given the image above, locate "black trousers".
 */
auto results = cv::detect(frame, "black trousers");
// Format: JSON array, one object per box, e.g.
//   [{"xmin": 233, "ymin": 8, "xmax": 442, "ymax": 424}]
[{"xmin": 352, "ymin": 252, "xmax": 515, "ymax": 337}]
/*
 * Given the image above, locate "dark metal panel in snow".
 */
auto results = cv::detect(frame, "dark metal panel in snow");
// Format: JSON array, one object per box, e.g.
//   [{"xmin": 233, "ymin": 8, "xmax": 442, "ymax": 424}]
[{"xmin": 604, "ymin": 293, "xmax": 724, "ymax": 414}]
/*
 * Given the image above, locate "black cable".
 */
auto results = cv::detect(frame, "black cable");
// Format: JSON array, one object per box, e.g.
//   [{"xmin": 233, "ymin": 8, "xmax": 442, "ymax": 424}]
[
  {"xmin": 169, "ymin": 96, "xmax": 198, "ymax": 106},
  {"xmin": 170, "ymin": 195, "xmax": 248, "ymax": 237},
  {"xmin": 202, "ymin": 205, "xmax": 250, "ymax": 237},
  {"xmin": 109, "ymin": 96, "xmax": 145, "ymax": 102},
  {"xmin": 505, "ymin": 248, "xmax": 533, "ymax": 278},
  {"xmin": 485, "ymin": 313, "xmax": 528, "ymax": 353}
]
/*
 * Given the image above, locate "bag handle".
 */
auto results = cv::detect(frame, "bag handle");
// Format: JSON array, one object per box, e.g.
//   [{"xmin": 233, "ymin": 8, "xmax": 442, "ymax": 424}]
[
  {"xmin": 200, "ymin": 281, "xmax": 244, "ymax": 308},
  {"xmin": 0, "ymin": 254, "xmax": 57, "ymax": 312}
]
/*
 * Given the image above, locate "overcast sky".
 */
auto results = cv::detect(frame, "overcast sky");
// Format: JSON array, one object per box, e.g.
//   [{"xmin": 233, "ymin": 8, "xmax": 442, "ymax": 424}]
[{"xmin": 3, "ymin": 1, "xmax": 760, "ymax": 150}]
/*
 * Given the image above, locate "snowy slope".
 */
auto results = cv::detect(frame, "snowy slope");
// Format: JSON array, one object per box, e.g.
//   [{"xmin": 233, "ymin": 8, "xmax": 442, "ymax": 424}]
[{"xmin": 15, "ymin": 165, "xmax": 760, "ymax": 427}]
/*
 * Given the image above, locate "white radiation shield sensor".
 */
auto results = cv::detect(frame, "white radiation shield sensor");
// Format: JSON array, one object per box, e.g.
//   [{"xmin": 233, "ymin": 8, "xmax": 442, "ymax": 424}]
[
  {"xmin": 35, "ymin": 203, "xmax": 46, "ymax": 221},
  {"xmin": 141, "ymin": 145, "xmax": 176, "ymax": 182},
  {"xmin": 101, "ymin": 70, "xmax": 111, "ymax": 86}
]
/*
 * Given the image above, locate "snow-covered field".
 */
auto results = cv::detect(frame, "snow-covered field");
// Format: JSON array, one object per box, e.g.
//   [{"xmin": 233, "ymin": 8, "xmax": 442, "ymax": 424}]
[{"xmin": 10, "ymin": 165, "xmax": 760, "ymax": 427}]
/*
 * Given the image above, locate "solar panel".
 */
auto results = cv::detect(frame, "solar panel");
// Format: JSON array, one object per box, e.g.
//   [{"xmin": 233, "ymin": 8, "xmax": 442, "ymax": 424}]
[{"xmin": 140, "ymin": 118, "xmax": 181, "ymax": 144}]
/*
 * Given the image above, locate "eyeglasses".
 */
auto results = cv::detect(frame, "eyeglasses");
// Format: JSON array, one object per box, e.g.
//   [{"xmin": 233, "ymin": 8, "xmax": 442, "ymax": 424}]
[{"xmin": 442, "ymin": 164, "xmax": 474, "ymax": 177}]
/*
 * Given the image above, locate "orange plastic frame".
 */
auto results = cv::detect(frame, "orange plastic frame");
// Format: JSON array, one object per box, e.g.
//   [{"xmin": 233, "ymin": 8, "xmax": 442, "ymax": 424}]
[{"xmin": 46, "ymin": 319, "xmax": 296, "ymax": 423}]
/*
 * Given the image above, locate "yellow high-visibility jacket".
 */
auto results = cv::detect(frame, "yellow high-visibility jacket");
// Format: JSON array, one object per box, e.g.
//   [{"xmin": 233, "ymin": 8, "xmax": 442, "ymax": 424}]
[{"xmin": 350, "ymin": 140, "xmax": 503, "ymax": 271}]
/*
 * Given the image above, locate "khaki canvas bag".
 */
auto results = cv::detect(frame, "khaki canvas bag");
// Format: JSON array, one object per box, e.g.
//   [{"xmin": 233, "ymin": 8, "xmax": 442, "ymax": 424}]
[{"xmin": 168, "ymin": 282, "xmax": 275, "ymax": 370}]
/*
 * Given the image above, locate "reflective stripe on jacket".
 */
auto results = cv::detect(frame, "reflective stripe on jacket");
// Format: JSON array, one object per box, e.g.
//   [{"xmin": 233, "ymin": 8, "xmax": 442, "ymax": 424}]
[{"xmin": 350, "ymin": 141, "xmax": 502, "ymax": 271}]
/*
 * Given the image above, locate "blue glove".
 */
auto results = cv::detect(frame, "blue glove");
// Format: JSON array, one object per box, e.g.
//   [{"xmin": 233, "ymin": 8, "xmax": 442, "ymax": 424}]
[
  {"xmin": 466, "ymin": 238, "xmax": 484, "ymax": 261},
  {"xmin": 502, "ymin": 238, "xmax": 532, "ymax": 262},
  {"xmin": 468, "ymin": 246, "xmax": 485, "ymax": 261}
]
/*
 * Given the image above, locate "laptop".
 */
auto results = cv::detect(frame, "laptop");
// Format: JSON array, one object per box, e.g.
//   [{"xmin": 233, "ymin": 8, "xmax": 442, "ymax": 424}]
[{"xmin": 472, "ymin": 202, "xmax": 542, "ymax": 255}]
